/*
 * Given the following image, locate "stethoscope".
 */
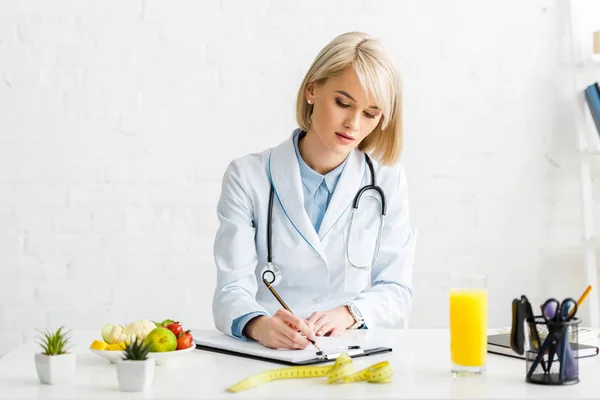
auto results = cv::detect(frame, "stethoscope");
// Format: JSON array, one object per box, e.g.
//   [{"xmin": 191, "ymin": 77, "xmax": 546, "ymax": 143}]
[{"xmin": 261, "ymin": 153, "xmax": 387, "ymax": 286}]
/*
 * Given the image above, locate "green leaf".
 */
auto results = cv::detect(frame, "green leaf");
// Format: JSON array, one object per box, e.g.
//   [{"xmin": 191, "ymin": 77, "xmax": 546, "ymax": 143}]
[{"xmin": 35, "ymin": 326, "xmax": 71, "ymax": 355}]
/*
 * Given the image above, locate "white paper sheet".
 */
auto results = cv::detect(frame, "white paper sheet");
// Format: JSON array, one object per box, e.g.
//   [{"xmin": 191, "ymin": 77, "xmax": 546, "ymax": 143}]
[{"xmin": 192, "ymin": 330, "xmax": 370, "ymax": 363}]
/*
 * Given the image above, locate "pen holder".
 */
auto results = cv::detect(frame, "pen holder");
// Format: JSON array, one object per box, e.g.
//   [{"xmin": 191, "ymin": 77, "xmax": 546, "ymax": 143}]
[{"xmin": 525, "ymin": 316, "xmax": 580, "ymax": 385}]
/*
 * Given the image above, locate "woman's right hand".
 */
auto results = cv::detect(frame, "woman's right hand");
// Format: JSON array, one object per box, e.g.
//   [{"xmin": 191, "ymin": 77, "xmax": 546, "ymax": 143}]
[{"xmin": 244, "ymin": 309, "xmax": 316, "ymax": 349}]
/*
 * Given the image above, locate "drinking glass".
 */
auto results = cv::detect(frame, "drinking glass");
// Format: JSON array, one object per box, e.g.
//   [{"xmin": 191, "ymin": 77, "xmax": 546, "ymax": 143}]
[{"xmin": 449, "ymin": 272, "xmax": 488, "ymax": 376}]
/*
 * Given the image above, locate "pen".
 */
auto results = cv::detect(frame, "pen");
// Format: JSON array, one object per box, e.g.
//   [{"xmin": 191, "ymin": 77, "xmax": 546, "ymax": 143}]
[
  {"xmin": 262, "ymin": 278, "xmax": 321, "ymax": 352},
  {"xmin": 569, "ymin": 285, "xmax": 592, "ymax": 317}
]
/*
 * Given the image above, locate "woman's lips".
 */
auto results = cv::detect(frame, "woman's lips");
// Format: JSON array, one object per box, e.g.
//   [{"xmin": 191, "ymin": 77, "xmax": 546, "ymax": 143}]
[{"xmin": 335, "ymin": 132, "xmax": 355, "ymax": 144}]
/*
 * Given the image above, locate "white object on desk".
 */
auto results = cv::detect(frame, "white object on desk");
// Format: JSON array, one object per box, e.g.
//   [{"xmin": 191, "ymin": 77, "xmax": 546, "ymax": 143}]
[
  {"xmin": 116, "ymin": 358, "xmax": 154, "ymax": 392},
  {"xmin": 192, "ymin": 330, "xmax": 371, "ymax": 364},
  {"xmin": 34, "ymin": 352, "xmax": 76, "ymax": 385}
]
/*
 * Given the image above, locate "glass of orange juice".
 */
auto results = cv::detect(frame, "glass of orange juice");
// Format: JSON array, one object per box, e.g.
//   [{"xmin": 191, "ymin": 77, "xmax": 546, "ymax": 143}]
[{"xmin": 449, "ymin": 272, "xmax": 487, "ymax": 376}]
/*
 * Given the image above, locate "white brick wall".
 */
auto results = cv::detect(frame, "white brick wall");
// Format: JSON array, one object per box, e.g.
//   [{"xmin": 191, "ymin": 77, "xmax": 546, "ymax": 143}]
[{"xmin": 1, "ymin": 0, "xmax": 599, "ymax": 356}]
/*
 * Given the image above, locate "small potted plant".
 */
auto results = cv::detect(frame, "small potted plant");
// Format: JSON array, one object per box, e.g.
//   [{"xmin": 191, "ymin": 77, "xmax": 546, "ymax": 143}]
[
  {"xmin": 116, "ymin": 337, "xmax": 154, "ymax": 392},
  {"xmin": 34, "ymin": 326, "xmax": 76, "ymax": 385}
]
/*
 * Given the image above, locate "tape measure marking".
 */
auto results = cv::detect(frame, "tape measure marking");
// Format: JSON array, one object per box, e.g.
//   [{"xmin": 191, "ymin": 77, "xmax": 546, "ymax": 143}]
[{"xmin": 226, "ymin": 353, "xmax": 393, "ymax": 393}]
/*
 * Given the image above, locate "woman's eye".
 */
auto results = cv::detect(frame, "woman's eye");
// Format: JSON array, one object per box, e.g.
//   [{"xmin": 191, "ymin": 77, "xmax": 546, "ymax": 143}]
[
  {"xmin": 335, "ymin": 98, "xmax": 377, "ymax": 119},
  {"xmin": 335, "ymin": 99, "xmax": 351, "ymax": 108}
]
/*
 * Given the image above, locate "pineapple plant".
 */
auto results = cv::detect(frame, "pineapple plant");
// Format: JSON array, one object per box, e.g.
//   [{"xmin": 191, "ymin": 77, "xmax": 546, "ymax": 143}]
[
  {"xmin": 116, "ymin": 337, "xmax": 155, "ymax": 392},
  {"xmin": 34, "ymin": 326, "xmax": 76, "ymax": 385}
]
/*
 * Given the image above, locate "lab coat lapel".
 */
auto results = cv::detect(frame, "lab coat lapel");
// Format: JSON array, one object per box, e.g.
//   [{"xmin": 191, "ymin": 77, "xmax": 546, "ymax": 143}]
[
  {"xmin": 269, "ymin": 136, "xmax": 326, "ymax": 260},
  {"xmin": 318, "ymin": 149, "xmax": 365, "ymax": 238}
]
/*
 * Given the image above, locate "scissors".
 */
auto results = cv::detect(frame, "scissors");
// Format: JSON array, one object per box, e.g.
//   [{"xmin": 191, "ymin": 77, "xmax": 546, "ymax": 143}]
[{"xmin": 527, "ymin": 298, "xmax": 578, "ymax": 378}]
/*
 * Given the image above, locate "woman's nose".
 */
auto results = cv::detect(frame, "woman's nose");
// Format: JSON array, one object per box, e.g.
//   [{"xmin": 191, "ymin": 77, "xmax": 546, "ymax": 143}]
[{"xmin": 344, "ymin": 112, "xmax": 360, "ymax": 132}]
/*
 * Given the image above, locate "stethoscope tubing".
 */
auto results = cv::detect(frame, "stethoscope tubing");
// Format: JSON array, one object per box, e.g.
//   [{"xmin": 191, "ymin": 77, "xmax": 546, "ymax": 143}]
[{"xmin": 263, "ymin": 153, "xmax": 385, "ymax": 284}]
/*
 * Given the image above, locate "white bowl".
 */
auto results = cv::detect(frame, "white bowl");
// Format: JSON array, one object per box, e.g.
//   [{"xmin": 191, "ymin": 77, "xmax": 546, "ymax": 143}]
[{"xmin": 90, "ymin": 343, "xmax": 195, "ymax": 365}]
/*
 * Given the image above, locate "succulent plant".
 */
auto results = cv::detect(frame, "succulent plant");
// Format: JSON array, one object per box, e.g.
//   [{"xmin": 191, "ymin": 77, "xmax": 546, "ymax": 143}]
[
  {"xmin": 122, "ymin": 337, "xmax": 152, "ymax": 361},
  {"xmin": 36, "ymin": 326, "xmax": 72, "ymax": 356}
]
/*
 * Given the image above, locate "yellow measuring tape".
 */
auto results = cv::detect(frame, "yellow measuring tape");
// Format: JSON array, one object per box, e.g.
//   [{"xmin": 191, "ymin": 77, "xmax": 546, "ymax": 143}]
[{"xmin": 226, "ymin": 353, "xmax": 393, "ymax": 393}]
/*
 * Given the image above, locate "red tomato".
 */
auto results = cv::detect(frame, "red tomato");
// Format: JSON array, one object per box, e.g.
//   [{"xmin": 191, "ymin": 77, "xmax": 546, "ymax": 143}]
[
  {"xmin": 166, "ymin": 323, "xmax": 183, "ymax": 337},
  {"xmin": 177, "ymin": 331, "xmax": 193, "ymax": 350}
]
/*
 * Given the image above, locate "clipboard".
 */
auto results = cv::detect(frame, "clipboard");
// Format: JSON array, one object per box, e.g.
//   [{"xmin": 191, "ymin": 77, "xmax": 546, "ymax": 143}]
[{"xmin": 192, "ymin": 330, "xmax": 392, "ymax": 366}]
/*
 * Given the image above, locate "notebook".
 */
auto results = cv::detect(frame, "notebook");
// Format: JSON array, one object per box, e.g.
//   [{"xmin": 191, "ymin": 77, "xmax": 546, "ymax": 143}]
[
  {"xmin": 494, "ymin": 326, "xmax": 600, "ymax": 343},
  {"xmin": 192, "ymin": 330, "xmax": 392, "ymax": 366},
  {"xmin": 487, "ymin": 333, "xmax": 599, "ymax": 359}
]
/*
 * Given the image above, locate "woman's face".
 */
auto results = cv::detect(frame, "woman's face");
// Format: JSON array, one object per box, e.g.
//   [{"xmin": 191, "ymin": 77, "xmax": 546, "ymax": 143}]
[{"xmin": 306, "ymin": 67, "xmax": 383, "ymax": 157}]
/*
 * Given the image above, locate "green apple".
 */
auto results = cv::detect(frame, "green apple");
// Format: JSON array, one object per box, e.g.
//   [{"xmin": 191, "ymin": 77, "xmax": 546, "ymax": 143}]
[{"xmin": 101, "ymin": 324, "xmax": 114, "ymax": 343}]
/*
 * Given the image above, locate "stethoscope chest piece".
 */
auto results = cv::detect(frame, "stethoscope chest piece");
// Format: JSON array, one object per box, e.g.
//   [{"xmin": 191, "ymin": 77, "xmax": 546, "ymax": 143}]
[{"xmin": 261, "ymin": 262, "xmax": 282, "ymax": 286}]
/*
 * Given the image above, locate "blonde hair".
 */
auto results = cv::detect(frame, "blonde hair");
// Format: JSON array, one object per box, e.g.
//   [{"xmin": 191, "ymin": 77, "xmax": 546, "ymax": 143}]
[{"xmin": 296, "ymin": 32, "xmax": 403, "ymax": 165}]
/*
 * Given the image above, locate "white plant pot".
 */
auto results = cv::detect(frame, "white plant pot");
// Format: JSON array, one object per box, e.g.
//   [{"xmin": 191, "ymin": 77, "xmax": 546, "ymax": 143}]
[
  {"xmin": 116, "ymin": 358, "xmax": 155, "ymax": 392},
  {"xmin": 34, "ymin": 353, "xmax": 76, "ymax": 385}
]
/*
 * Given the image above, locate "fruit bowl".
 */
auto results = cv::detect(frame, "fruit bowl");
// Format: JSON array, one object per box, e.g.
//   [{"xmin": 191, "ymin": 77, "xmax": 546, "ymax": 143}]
[{"xmin": 90, "ymin": 343, "xmax": 195, "ymax": 365}]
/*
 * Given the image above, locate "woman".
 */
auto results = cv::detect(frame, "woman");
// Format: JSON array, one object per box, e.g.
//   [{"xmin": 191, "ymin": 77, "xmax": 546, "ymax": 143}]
[{"xmin": 212, "ymin": 32, "xmax": 415, "ymax": 350}]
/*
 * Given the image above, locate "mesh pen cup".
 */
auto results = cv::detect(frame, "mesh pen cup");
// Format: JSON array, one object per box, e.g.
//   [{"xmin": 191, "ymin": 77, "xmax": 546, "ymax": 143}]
[{"xmin": 525, "ymin": 316, "xmax": 580, "ymax": 385}]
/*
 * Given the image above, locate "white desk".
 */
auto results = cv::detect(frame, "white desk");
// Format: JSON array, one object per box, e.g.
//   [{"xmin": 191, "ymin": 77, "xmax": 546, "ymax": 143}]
[{"xmin": 1, "ymin": 329, "xmax": 600, "ymax": 399}]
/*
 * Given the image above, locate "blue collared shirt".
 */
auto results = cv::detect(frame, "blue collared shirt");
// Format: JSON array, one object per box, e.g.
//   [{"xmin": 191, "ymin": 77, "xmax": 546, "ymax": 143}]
[
  {"xmin": 293, "ymin": 130, "xmax": 348, "ymax": 233},
  {"xmin": 230, "ymin": 130, "xmax": 348, "ymax": 339}
]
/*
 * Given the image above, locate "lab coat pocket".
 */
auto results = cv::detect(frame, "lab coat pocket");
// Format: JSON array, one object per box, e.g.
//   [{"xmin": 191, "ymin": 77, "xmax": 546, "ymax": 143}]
[{"xmin": 343, "ymin": 195, "xmax": 381, "ymax": 293}]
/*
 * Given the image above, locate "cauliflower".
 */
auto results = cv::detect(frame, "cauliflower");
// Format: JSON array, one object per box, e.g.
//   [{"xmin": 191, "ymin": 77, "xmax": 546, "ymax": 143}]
[
  {"xmin": 108, "ymin": 325, "xmax": 128, "ymax": 344},
  {"xmin": 123, "ymin": 320, "xmax": 156, "ymax": 343}
]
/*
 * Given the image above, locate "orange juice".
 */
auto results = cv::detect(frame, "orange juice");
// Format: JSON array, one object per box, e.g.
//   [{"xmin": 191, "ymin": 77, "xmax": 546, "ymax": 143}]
[{"xmin": 449, "ymin": 289, "xmax": 488, "ymax": 367}]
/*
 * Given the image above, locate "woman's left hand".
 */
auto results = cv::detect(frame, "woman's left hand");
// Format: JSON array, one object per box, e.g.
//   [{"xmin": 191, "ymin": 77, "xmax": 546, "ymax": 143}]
[{"xmin": 307, "ymin": 306, "xmax": 355, "ymax": 337}]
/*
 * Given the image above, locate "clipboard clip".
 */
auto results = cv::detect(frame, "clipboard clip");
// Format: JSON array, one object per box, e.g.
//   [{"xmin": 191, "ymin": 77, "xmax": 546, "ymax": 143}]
[{"xmin": 316, "ymin": 345, "xmax": 364, "ymax": 360}]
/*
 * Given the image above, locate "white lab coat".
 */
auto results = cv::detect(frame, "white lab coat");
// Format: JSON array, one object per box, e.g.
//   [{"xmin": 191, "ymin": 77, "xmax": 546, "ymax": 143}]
[{"xmin": 212, "ymin": 131, "xmax": 415, "ymax": 337}]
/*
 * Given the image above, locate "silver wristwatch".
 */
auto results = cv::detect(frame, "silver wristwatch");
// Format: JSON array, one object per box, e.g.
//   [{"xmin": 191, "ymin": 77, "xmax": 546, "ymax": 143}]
[{"xmin": 346, "ymin": 302, "xmax": 365, "ymax": 329}]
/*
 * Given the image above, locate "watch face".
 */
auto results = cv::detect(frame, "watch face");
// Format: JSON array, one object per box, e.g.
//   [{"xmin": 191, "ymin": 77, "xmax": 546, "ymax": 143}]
[{"xmin": 350, "ymin": 304, "xmax": 363, "ymax": 320}]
